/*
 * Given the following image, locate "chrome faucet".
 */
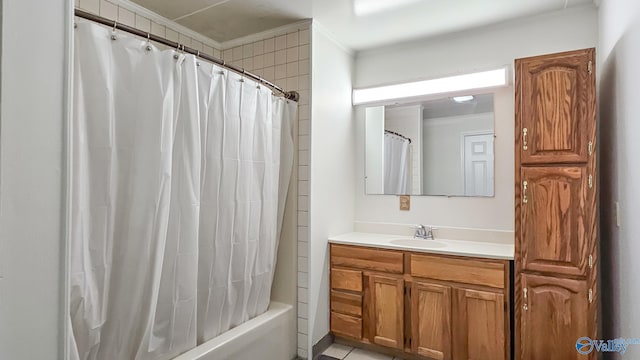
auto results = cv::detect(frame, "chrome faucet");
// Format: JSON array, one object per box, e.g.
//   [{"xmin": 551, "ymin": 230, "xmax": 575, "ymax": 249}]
[{"xmin": 414, "ymin": 224, "xmax": 437, "ymax": 240}]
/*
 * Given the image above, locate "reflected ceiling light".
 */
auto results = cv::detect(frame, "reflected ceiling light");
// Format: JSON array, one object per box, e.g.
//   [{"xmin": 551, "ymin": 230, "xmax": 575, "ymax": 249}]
[
  {"xmin": 352, "ymin": 67, "xmax": 508, "ymax": 106},
  {"xmin": 354, "ymin": 0, "xmax": 423, "ymax": 16},
  {"xmin": 453, "ymin": 95, "xmax": 474, "ymax": 103}
]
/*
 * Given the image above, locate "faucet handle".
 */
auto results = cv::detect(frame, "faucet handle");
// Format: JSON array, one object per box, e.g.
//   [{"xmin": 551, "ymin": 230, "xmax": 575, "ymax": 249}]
[{"xmin": 414, "ymin": 224, "xmax": 425, "ymax": 229}]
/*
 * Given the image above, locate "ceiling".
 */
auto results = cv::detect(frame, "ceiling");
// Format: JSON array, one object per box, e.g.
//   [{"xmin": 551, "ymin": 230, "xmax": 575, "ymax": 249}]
[{"xmin": 129, "ymin": 0, "xmax": 596, "ymax": 50}]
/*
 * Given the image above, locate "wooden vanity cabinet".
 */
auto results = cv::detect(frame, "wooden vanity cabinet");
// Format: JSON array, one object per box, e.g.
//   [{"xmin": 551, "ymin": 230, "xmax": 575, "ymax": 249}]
[{"xmin": 330, "ymin": 244, "xmax": 510, "ymax": 360}]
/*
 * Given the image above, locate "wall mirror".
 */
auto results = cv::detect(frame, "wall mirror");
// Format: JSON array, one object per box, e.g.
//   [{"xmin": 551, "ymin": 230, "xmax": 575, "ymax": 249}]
[{"xmin": 365, "ymin": 93, "xmax": 495, "ymax": 197}]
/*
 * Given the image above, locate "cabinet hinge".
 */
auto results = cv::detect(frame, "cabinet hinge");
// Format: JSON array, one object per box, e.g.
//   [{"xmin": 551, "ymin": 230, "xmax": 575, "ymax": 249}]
[
  {"xmin": 588, "ymin": 141, "xmax": 594, "ymax": 156},
  {"xmin": 589, "ymin": 289, "xmax": 593, "ymax": 303},
  {"xmin": 589, "ymin": 175, "xmax": 593, "ymax": 189},
  {"xmin": 589, "ymin": 254, "xmax": 593, "ymax": 269},
  {"xmin": 588, "ymin": 61, "xmax": 593, "ymax": 75}
]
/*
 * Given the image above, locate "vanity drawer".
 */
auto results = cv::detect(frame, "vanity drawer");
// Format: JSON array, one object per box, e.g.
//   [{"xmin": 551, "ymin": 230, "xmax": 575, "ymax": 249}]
[
  {"xmin": 330, "ymin": 244, "xmax": 404, "ymax": 274},
  {"xmin": 331, "ymin": 312, "xmax": 362, "ymax": 340},
  {"xmin": 331, "ymin": 268, "xmax": 363, "ymax": 292},
  {"xmin": 331, "ymin": 290, "xmax": 363, "ymax": 317},
  {"xmin": 410, "ymin": 253, "xmax": 505, "ymax": 289}
]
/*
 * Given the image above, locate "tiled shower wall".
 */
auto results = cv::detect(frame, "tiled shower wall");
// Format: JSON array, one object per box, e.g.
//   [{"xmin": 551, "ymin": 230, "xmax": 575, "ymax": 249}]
[
  {"xmin": 76, "ymin": 0, "xmax": 223, "ymax": 58},
  {"xmin": 75, "ymin": 1, "xmax": 312, "ymax": 358}
]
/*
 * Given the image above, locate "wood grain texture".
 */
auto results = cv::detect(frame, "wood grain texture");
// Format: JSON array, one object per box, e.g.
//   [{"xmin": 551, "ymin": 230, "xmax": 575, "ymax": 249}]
[
  {"xmin": 520, "ymin": 274, "xmax": 589, "ymax": 360},
  {"xmin": 518, "ymin": 48, "xmax": 594, "ymax": 164},
  {"xmin": 331, "ymin": 290, "xmax": 363, "ymax": 317},
  {"xmin": 515, "ymin": 48, "xmax": 598, "ymax": 360},
  {"xmin": 411, "ymin": 281, "xmax": 452, "ymax": 360},
  {"xmin": 331, "ymin": 312, "xmax": 363, "ymax": 340},
  {"xmin": 454, "ymin": 288, "xmax": 505, "ymax": 360},
  {"xmin": 368, "ymin": 274, "xmax": 404, "ymax": 349},
  {"xmin": 331, "ymin": 268, "xmax": 363, "ymax": 292},
  {"xmin": 331, "ymin": 244, "xmax": 404, "ymax": 274},
  {"xmin": 521, "ymin": 166, "xmax": 588, "ymax": 277},
  {"xmin": 410, "ymin": 253, "xmax": 505, "ymax": 289}
]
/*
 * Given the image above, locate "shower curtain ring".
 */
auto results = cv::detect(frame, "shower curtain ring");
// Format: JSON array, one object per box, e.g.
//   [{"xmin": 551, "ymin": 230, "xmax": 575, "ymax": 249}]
[
  {"xmin": 111, "ymin": 21, "xmax": 118, "ymax": 40},
  {"xmin": 240, "ymin": 69, "xmax": 245, "ymax": 82},
  {"xmin": 145, "ymin": 33, "xmax": 152, "ymax": 51}
]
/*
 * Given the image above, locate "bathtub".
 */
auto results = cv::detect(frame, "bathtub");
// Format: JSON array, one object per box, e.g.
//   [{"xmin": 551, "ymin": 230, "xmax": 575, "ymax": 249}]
[{"xmin": 173, "ymin": 302, "xmax": 296, "ymax": 360}]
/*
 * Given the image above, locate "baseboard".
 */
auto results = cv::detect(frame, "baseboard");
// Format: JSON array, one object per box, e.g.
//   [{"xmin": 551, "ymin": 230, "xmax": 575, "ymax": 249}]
[{"xmin": 312, "ymin": 333, "xmax": 334, "ymax": 360}]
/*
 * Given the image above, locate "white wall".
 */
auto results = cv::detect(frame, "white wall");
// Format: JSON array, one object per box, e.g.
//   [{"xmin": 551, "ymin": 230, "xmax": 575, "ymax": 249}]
[
  {"xmin": 354, "ymin": 6, "xmax": 598, "ymax": 231},
  {"xmin": 0, "ymin": 0, "xmax": 72, "ymax": 359},
  {"xmin": 598, "ymin": 0, "xmax": 640, "ymax": 357},
  {"xmin": 365, "ymin": 106, "xmax": 384, "ymax": 194},
  {"xmin": 308, "ymin": 24, "xmax": 355, "ymax": 353}
]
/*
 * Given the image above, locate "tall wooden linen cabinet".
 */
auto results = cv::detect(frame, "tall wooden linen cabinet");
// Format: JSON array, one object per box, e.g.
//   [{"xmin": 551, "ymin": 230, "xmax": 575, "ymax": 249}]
[{"xmin": 514, "ymin": 48, "xmax": 598, "ymax": 360}]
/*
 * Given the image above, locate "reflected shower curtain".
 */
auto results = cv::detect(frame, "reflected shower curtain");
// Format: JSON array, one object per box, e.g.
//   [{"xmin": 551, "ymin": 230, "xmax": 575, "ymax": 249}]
[
  {"xmin": 383, "ymin": 133, "xmax": 410, "ymax": 194},
  {"xmin": 70, "ymin": 21, "xmax": 295, "ymax": 360}
]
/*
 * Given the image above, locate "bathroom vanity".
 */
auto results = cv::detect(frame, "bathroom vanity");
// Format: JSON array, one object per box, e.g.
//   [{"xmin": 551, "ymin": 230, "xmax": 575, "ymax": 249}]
[{"xmin": 328, "ymin": 233, "xmax": 513, "ymax": 360}]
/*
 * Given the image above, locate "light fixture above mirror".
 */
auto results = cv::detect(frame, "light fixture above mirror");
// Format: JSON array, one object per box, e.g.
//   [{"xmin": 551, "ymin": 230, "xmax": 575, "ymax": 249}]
[{"xmin": 352, "ymin": 67, "xmax": 509, "ymax": 106}]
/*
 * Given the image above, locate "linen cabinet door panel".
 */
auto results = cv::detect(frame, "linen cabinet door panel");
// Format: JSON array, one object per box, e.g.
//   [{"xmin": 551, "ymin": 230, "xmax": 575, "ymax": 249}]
[
  {"xmin": 367, "ymin": 274, "xmax": 404, "ymax": 349},
  {"xmin": 411, "ymin": 281, "xmax": 452, "ymax": 360},
  {"xmin": 517, "ymin": 49, "xmax": 594, "ymax": 164},
  {"xmin": 454, "ymin": 288, "xmax": 505, "ymax": 360},
  {"xmin": 521, "ymin": 166, "xmax": 589, "ymax": 277},
  {"xmin": 520, "ymin": 274, "xmax": 590, "ymax": 360}
]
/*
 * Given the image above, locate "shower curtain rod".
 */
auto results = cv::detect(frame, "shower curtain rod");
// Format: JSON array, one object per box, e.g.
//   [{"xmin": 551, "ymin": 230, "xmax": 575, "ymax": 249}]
[
  {"xmin": 74, "ymin": 9, "xmax": 300, "ymax": 102},
  {"xmin": 385, "ymin": 130, "xmax": 412, "ymax": 143}
]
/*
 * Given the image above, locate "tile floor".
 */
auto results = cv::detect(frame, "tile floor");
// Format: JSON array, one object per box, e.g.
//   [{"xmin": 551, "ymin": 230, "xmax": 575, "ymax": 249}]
[{"xmin": 321, "ymin": 343, "xmax": 404, "ymax": 360}]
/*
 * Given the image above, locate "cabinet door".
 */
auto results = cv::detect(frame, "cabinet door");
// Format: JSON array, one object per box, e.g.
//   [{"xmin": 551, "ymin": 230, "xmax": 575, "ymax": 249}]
[
  {"xmin": 521, "ymin": 166, "xmax": 589, "ymax": 276},
  {"xmin": 367, "ymin": 274, "xmax": 404, "ymax": 349},
  {"xmin": 454, "ymin": 288, "xmax": 505, "ymax": 360},
  {"xmin": 517, "ymin": 48, "xmax": 595, "ymax": 164},
  {"xmin": 520, "ymin": 274, "xmax": 589, "ymax": 360},
  {"xmin": 411, "ymin": 281, "xmax": 452, "ymax": 360}
]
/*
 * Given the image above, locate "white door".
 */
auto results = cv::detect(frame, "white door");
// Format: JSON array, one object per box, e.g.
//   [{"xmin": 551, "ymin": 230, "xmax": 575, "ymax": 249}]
[{"xmin": 463, "ymin": 133, "xmax": 494, "ymax": 196}]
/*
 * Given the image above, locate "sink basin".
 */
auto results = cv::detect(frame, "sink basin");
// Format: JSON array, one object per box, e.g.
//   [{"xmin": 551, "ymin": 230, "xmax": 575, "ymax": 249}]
[{"xmin": 389, "ymin": 239, "xmax": 447, "ymax": 248}]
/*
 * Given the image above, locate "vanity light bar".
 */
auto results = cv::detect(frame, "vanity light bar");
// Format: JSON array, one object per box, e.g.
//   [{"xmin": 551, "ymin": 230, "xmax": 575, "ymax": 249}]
[{"xmin": 352, "ymin": 67, "xmax": 508, "ymax": 105}]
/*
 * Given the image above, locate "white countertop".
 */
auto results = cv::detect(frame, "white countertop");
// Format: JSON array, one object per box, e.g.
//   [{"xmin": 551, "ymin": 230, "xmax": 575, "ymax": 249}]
[{"xmin": 329, "ymin": 232, "xmax": 514, "ymax": 260}]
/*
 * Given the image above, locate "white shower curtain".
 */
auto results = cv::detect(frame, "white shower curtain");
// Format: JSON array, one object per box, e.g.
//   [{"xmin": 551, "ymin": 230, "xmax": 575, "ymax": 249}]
[
  {"xmin": 70, "ymin": 21, "xmax": 295, "ymax": 360},
  {"xmin": 383, "ymin": 133, "xmax": 410, "ymax": 194}
]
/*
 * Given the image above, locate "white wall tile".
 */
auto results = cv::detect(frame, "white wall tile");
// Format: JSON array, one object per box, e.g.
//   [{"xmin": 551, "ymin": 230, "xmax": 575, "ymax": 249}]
[
  {"xmin": 298, "ymin": 165, "xmax": 309, "ymax": 182},
  {"xmin": 99, "ymin": 0, "xmax": 117, "ymax": 19},
  {"xmin": 253, "ymin": 54, "xmax": 264, "ymax": 69},
  {"xmin": 150, "ymin": 21, "xmax": 166, "ymax": 38},
  {"xmin": 298, "ymin": 150, "xmax": 309, "ymax": 166},
  {"xmin": 242, "ymin": 43, "xmax": 253, "ymax": 58},
  {"xmin": 298, "ymin": 89, "xmax": 309, "ymax": 105},
  {"xmin": 80, "ymin": 0, "xmax": 99, "ymax": 13},
  {"xmin": 297, "ymin": 241, "xmax": 308, "ymax": 257},
  {"xmin": 298, "ymin": 195, "xmax": 309, "ymax": 211},
  {"xmin": 298, "ymin": 211, "xmax": 309, "ymax": 226},
  {"xmin": 299, "ymin": 44, "xmax": 310, "ymax": 60},
  {"xmin": 231, "ymin": 46, "xmax": 242, "ymax": 61},
  {"xmin": 298, "ymin": 119, "xmax": 309, "ymax": 135},
  {"xmin": 299, "ymin": 75, "xmax": 310, "ymax": 91},
  {"xmin": 298, "ymin": 333, "xmax": 308, "ymax": 348},
  {"xmin": 299, "ymin": 59, "xmax": 310, "ymax": 75},
  {"xmin": 203, "ymin": 45, "xmax": 214, "ymax": 56},
  {"xmin": 287, "ymin": 47, "xmax": 299, "ymax": 62},
  {"xmin": 298, "ymin": 348, "xmax": 308, "ymax": 359},
  {"xmin": 117, "ymin": 7, "xmax": 135, "ymax": 27},
  {"xmin": 178, "ymin": 33, "xmax": 192, "ymax": 47},
  {"xmin": 275, "ymin": 34, "xmax": 287, "ymax": 51},
  {"xmin": 287, "ymin": 31, "xmax": 299, "ymax": 48},
  {"xmin": 286, "ymin": 77, "xmax": 299, "ymax": 91},
  {"xmin": 286, "ymin": 62, "xmax": 299, "ymax": 77},
  {"xmin": 299, "ymin": 29, "xmax": 310, "ymax": 45},
  {"xmin": 298, "ymin": 256, "xmax": 309, "ymax": 274},
  {"xmin": 213, "ymin": 49, "xmax": 221, "ymax": 59},
  {"xmin": 298, "ymin": 318, "xmax": 308, "ymax": 334},
  {"xmin": 243, "ymin": 57, "xmax": 253, "ymax": 70},
  {"xmin": 298, "ymin": 302, "xmax": 308, "ymax": 318},
  {"xmin": 297, "ymin": 272, "xmax": 308, "ymax": 288},
  {"xmin": 263, "ymin": 52, "xmax": 275, "ymax": 67},
  {"xmin": 165, "ymin": 28, "xmax": 179, "ymax": 43},
  {"xmin": 264, "ymin": 37, "xmax": 275, "ymax": 53},
  {"xmin": 262, "ymin": 66, "xmax": 275, "ymax": 82},
  {"xmin": 275, "ymin": 64, "xmax": 286, "ymax": 80},
  {"xmin": 299, "ymin": 134, "xmax": 309, "ymax": 150},
  {"xmin": 135, "ymin": 14, "xmax": 150, "ymax": 32},
  {"xmin": 253, "ymin": 40, "xmax": 264, "ymax": 55},
  {"xmin": 223, "ymin": 49, "xmax": 233, "ymax": 62},
  {"xmin": 191, "ymin": 40, "xmax": 203, "ymax": 52},
  {"xmin": 299, "ymin": 104, "xmax": 310, "ymax": 120},
  {"xmin": 275, "ymin": 49, "xmax": 287, "ymax": 65},
  {"xmin": 298, "ymin": 226, "xmax": 309, "ymax": 244}
]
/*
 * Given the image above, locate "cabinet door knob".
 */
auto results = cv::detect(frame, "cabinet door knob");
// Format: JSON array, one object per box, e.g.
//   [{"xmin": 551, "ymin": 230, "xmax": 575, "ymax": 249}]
[
  {"xmin": 522, "ymin": 181, "xmax": 529, "ymax": 204},
  {"xmin": 522, "ymin": 128, "xmax": 529, "ymax": 151}
]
